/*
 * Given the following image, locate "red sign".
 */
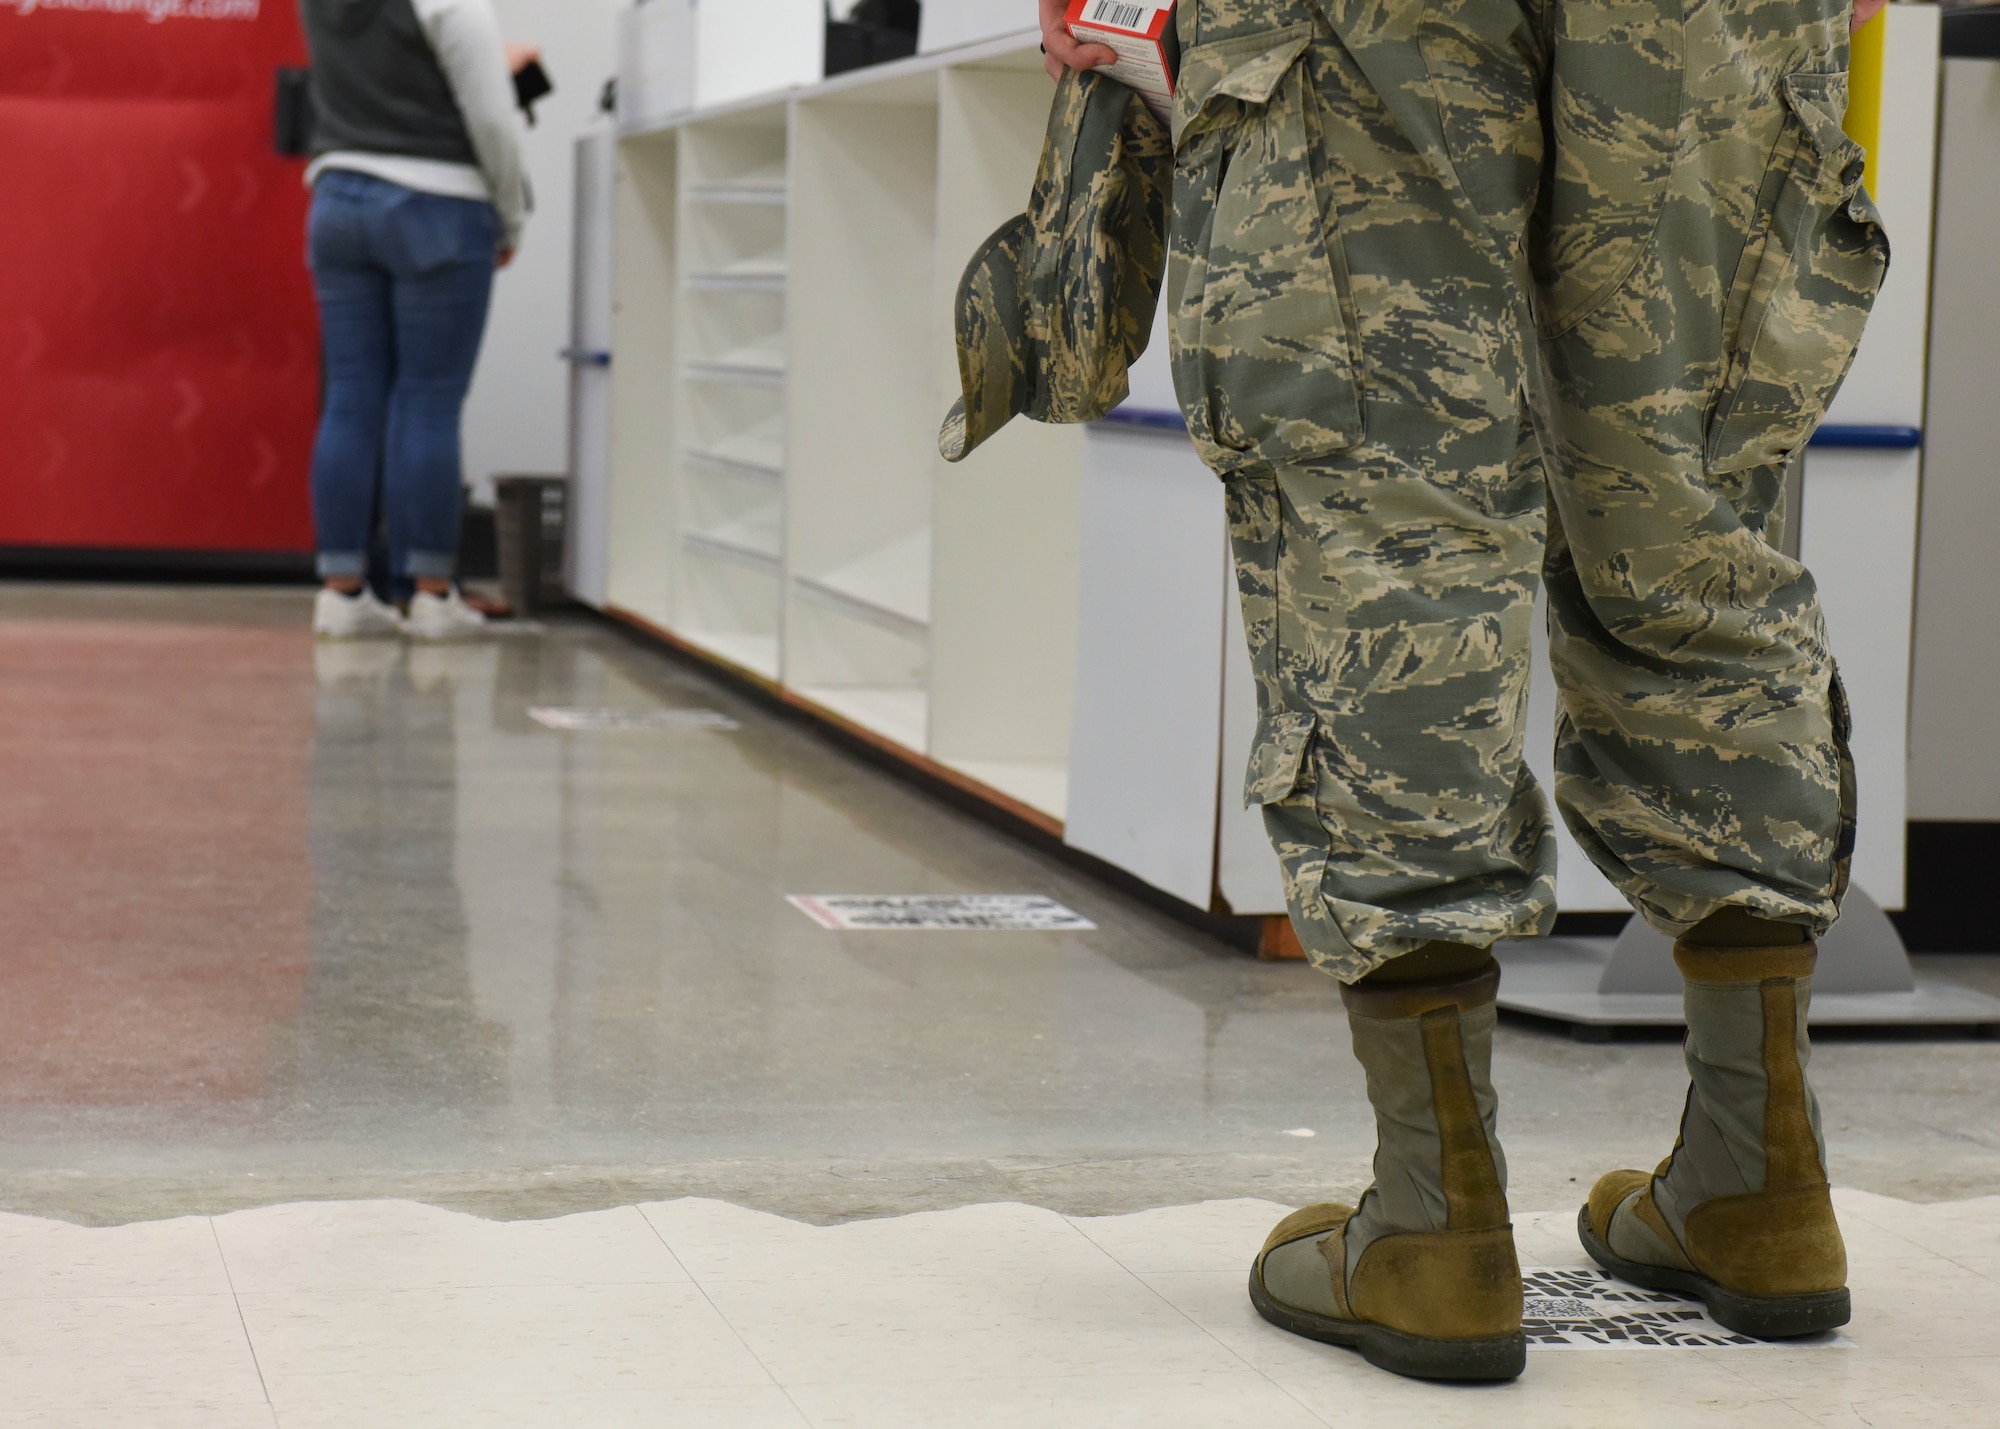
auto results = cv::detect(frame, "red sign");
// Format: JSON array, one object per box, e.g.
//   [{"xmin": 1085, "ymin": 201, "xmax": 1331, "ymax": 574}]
[{"xmin": 0, "ymin": 1, "xmax": 318, "ymax": 553}]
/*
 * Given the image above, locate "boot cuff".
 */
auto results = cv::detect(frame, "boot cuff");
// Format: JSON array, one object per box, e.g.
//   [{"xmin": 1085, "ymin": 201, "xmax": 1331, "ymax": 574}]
[
  {"xmin": 1672, "ymin": 941, "xmax": 1817, "ymax": 983},
  {"xmin": 1340, "ymin": 960, "xmax": 1500, "ymax": 1018}
]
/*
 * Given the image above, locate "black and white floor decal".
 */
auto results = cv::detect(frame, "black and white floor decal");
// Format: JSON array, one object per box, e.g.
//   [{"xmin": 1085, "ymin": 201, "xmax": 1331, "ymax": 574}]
[
  {"xmin": 529, "ymin": 706, "xmax": 741, "ymax": 731},
  {"xmin": 1521, "ymin": 1268, "xmax": 1842, "ymax": 1349},
  {"xmin": 789, "ymin": 894, "xmax": 1096, "ymax": 931}
]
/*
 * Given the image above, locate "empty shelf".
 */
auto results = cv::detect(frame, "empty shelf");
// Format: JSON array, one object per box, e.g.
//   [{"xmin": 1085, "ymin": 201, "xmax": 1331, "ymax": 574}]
[
  {"xmin": 794, "ymin": 529, "xmax": 931, "ymax": 632},
  {"xmin": 681, "ymin": 506, "xmax": 782, "ymax": 563},
  {"xmin": 686, "ymin": 255, "xmax": 787, "ymax": 291},
  {"xmin": 678, "ymin": 630, "xmax": 780, "ymax": 681},
  {"xmin": 793, "ymin": 686, "xmax": 928, "ymax": 752},
  {"xmin": 687, "ymin": 178, "xmax": 786, "ymax": 205},
  {"xmin": 686, "ymin": 338, "xmax": 787, "ymax": 386},
  {"xmin": 686, "ymin": 367, "xmax": 786, "ymax": 389},
  {"xmin": 686, "ymin": 445, "xmax": 784, "ymax": 478},
  {"xmin": 683, "ymin": 529, "xmax": 782, "ymax": 569},
  {"xmin": 689, "ymin": 159, "xmax": 786, "ymax": 196},
  {"xmin": 706, "ymin": 338, "xmax": 786, "ymax": 372},
  {"xmin": 939, "ymin": 759, "xmax": 1069, "ymax": 822},
  {"xmin": 686, "ymin": 421, "xmax": 785, "ymax": 476}
]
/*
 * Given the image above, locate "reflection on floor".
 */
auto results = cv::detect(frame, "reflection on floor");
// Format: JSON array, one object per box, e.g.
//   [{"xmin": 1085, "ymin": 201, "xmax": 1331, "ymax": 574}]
[
  {"xmin": 2, "ymin": 586, "xmax": 1998, "ymax": 1422},
  {"xmin": 2, "ymin": 1190, "xmax": 1994, "ymax": 1426}
]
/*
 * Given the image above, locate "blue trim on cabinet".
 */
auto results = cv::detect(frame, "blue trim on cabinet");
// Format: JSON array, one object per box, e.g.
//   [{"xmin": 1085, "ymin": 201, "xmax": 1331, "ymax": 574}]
[
  {"xmin": 1093, "ymin": 406, "xmax": 1189, "ymax": 433},
  {"xmin": 1096, "ymin": 409, "xmax": 1922, "ymax": 453},
  {"xmin": 1807, "ymin": 424, "xmax": 1921, "ymax": 450}
]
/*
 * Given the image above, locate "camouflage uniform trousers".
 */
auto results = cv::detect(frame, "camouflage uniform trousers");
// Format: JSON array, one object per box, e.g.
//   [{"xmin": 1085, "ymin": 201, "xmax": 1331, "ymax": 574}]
[{"xmin": 1168, "ymin": 0, "xmax": 1885, "ymax": 981}]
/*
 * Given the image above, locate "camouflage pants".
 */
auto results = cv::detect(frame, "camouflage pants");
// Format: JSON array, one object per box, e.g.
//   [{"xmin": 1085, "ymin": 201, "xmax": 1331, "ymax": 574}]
[{"xmin": 1168, "ymin": 0, "xmax": 1884, "ymax": 980}]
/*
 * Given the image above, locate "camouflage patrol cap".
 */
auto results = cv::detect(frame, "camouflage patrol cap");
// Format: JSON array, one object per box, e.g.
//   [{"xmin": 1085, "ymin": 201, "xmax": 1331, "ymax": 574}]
[{"xmin": 938, "ymin": 69, "xmax": 1171, "ymax": 463}]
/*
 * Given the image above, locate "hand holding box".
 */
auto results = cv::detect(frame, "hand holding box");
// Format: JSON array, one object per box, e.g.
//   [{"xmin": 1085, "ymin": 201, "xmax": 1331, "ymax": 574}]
[{"xmin": 1064, "ymin": 0, "xmax": 1177, "ymax": 125}]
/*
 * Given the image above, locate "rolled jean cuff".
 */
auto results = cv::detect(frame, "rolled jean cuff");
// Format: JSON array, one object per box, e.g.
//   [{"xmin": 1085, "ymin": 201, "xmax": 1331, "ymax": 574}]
[
  {"xmin": 402, "ymin": 549, "xmax": 457, "ymax": 579},
  {"xmin": 317, "ymin": 551, "xmax": 367, "ymax": 578}
]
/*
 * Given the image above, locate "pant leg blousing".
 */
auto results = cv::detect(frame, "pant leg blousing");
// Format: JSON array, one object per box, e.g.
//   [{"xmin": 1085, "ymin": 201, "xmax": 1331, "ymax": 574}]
[{"xmin": 1169, "ymin": 0, "xmax": 1882, "ymax": 981}]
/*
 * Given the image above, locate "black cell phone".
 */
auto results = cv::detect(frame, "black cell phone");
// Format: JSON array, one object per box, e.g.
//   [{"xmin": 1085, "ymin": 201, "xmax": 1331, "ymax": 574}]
[{"xmin": 513, "ymin": 59, "xmax": 553, "ymax": 124}]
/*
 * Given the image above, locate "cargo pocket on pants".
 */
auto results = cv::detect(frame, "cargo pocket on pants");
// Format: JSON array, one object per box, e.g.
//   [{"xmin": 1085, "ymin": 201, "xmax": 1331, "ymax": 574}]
[
  {"xmin": 1244, "ymin": 709, "xmax": 1317, "ymax": 809},
  {"xmin": 1169, "ymin": 26, "xmax": 1362, "ymax": 476},
  {"xmin": 1705, "ymin": 71, "xmax": 1889, "ymax": 475}
]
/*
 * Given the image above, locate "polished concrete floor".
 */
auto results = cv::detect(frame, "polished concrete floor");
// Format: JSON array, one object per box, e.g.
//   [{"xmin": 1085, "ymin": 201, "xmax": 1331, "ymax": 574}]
[
  {"xmin": 6, "ymin": 584, "xmax": 2000, "ymax": 1425},
  {"xmin": 4, "ymin": 583, "xmax": 2000, "ymax": 1227}
]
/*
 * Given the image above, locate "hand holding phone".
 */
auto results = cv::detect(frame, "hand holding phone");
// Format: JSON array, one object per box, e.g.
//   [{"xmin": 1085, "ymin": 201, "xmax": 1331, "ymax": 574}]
[{"xmin": 507, "ymin": 45, "xmax": 552, "ymax": 125}]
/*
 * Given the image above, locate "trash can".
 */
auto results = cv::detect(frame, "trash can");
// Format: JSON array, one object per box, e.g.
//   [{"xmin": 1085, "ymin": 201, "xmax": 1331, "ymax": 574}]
[{"xmin": 493, "ymin": 475, "xmax": 569, "ymax": 615}]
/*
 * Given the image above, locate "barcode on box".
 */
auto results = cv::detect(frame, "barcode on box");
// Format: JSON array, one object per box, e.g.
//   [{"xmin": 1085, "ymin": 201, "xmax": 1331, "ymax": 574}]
[{"xmin": 1089, "ymin": 0, "xmax": 1147, "ymax": 26}]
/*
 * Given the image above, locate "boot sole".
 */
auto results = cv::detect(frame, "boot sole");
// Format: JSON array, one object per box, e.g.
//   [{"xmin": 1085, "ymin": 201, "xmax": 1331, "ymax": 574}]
[
  {"xmin": 1575, "ymin": 1205, "xmax": 1850, "ymax": 1339},
  {"xmin": 1247, "ymin": 1265, "xmax": 1525, "ymax": 1382}
]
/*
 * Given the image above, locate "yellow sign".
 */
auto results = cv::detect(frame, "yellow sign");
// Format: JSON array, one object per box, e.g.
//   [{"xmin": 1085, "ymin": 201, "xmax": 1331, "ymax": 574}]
[{"xmin": 1844, "ymin": 10, "xmax": 1886, "ymax": 198}]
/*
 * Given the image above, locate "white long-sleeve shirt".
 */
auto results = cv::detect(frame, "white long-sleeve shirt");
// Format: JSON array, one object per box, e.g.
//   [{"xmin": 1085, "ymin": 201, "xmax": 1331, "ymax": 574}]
[{"xmin": 308, "ymin": 0, "xmax": 532, "ymax": 250}]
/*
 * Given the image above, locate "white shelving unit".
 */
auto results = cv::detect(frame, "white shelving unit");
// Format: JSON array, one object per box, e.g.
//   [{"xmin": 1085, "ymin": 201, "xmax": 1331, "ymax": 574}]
[
  {"xmin": 926, "ymin": 62, "xmax": 1085, "ymax": 825},
  {"xmin": 599, "ymin": 16, "xmax": 1934, "ymax": 936},
  {"xmin": 606, "ymin": 35, "xmax": 1097, "ymax": 836},
  {"xmin": 784, "ymin": 68, "xmax": 942, "ymax": 750},
  {"xmin": 672, "ymin": 108, "xmax": 792, "ymax": 681}
]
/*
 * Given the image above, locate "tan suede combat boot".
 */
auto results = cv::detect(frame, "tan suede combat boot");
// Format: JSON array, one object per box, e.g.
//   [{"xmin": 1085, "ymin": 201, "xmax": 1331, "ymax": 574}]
[
  {"xmin": 1580, "ymin": 933, "xmax": 1850, "ymax": 1338},
  {"xmin": 1249, "ymin": 951, "xmax": 1525, "ymax": 1381}
]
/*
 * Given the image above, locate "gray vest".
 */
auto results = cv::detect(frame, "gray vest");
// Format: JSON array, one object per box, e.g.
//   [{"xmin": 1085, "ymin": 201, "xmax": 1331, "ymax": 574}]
[{"xmin": 300, "ymin": 0, "xmax": 477, "ymax": 167}]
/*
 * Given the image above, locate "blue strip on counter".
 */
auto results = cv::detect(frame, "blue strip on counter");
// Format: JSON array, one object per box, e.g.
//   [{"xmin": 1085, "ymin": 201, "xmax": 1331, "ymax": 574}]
[{"xmin": 1098, "ymin": 409, "xmax": 1922, "ymax": 452}]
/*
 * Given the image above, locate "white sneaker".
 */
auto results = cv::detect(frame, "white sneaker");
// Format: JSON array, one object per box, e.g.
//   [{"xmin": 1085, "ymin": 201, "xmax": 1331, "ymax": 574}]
[
  {"xmin": 402, "ymin": 587, "xmax": 488, "ymax": 640},
  {"xmin": 313, "ymin": 585, "xmax": 402, "ymax": 639}
]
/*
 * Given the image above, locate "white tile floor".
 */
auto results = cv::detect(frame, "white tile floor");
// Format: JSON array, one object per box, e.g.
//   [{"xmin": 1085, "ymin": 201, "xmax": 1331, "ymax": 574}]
[{"xmin": 0, "ymin": 1190, "xmax": 1992, "ymax": 1427}]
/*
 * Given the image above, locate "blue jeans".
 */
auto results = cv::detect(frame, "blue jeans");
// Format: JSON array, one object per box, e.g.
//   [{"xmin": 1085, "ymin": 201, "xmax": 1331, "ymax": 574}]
[{"xmin": 308, "ymin": 170, "xmax": 497, "ymax": 581}]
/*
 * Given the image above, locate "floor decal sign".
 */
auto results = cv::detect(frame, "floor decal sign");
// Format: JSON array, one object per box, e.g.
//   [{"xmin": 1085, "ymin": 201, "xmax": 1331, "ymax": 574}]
[
  {"xmin": 788, "ymin": 895, "xmax": 1097, "ymax": 931},
  {"xmin": 529, "ymin": 707, "xmax": 741, "ymax": 732},
  {"xmin": 1521, "ymin": 1268, "xmax": 1846, "ymax": 1350}
]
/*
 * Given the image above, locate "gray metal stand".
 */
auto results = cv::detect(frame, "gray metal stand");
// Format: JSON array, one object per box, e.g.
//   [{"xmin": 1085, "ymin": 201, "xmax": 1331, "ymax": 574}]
[{"xmin": 1496, "ymin": 887, "xmax": 2000, "ymax": 1038}]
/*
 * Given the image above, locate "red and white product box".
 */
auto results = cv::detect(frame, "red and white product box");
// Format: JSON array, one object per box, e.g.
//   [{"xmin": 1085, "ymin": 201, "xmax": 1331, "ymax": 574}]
[{"xmin": 1065, "ymin": 0, "xmax": 1176, "ymax": 124}]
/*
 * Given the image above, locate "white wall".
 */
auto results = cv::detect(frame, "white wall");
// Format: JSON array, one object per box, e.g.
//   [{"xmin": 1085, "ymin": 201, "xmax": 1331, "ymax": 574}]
[
  {"xmin": 461, "ymin": 0, "xmax": 623, "ymax": 502},
  {"xmin": 1912, "ymin": 58, "xmax": 2000, "ymax": 822},
  {"xmin": 1801, "ymin": 447, "xmax": 1919, "ymax": 906},
  {"xmin": 617, "ymin": 0, "xmax": 695, "ymax": 129},
  {"xmin": 695, "ymin": 0, "xmax": 823, "ymax": 108},
  {"xmin": 1796, "ymin": 4, "xmax": 1937, "ymax": 903},
  {"xmin": 1822, "ymin": 6, "xmax": 1937, "ymax": 434},
  {"xmin": 919, "ymin": 0, "xmax": 1037, "ymax": 53}
]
